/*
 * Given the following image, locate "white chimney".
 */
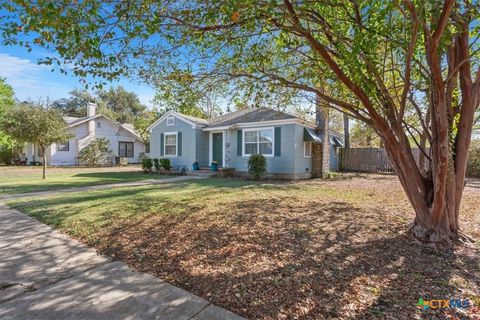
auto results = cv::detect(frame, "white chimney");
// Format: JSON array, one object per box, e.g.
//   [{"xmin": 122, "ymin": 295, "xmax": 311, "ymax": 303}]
[
  {"xmin": 87, "ymin": 102, "xmax": 96, "ymax": 118},
  {"xmin": 87, "ymin": 102, "xmax": 97, "ymax": 136}
]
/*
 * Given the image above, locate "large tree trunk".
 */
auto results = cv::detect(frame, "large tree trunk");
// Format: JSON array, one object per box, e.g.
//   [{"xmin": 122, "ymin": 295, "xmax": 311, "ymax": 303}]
[
  {"xmin": 381, "ymin": 19, "xmax": 477, "ymax": 245},
  {"xmin": 407, "ymin": 170, "xmax": 460, "ymax": 244},
  {"xmin": 42, "ymin": 146, "xmax": 46, "ymax": 180},
  {"xmin": 315, "ymin": 93, "xmax": 330, "ymax": 178},
  {"xmin": 343, "ymin": 113, "xmax": 350, "ymax": 149},
  {"xmin": 381, "ymin": 118, "xmax": 465, "ymax": 244},
  {"xmin": 279, "ymin": 0, "xmax": 478, "ymax": 243}
]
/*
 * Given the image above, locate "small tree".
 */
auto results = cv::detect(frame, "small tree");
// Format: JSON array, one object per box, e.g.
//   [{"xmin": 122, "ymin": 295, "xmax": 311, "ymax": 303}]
[
  {"xmin": 79, "ymin": 138, "xmax": 111, "ymax": 166},
  {"xmin": 0, "ymin": 103, "xmax": 71, "ymax": 179},
  {"xmin": 0, "ymin": 78, "xmax": 16, "ymax": 159},
  {"xmin": 248, "ymin": 154, "xmax": 267, "ymax": 180}
]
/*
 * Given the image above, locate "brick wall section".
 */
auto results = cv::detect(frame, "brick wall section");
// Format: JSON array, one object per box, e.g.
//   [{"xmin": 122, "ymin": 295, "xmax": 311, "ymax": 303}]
[
  {"xmin": 313, "ymin": 96, "xmax": 330, "ymax": 178},
  {"xmin": 312, "ymin": 142, "xmax": 322, "ymax": 178},
  {"xmin": 312, "ymin": 142, "xmax": 330, "ymax": 178}
]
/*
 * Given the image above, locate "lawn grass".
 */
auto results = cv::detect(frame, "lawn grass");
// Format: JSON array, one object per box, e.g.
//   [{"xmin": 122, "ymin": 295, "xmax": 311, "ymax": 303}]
[
  {"xmin": 0, "ymin": 166, "xmax": 168, "ymax": 195},
  {"xmin": 7, "ymin": 174, "xmax": 480, "ymax": 319}
]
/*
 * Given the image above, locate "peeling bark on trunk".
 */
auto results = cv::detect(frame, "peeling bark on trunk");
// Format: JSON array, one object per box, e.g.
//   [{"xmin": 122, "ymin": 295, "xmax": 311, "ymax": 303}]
[
  {"xmin": 380, "ymin": 110, "xmax": 465, "ymax": 244},
  {"xmin": 279, "ymin": 0, "xmax": 479, "ymax": 244}
]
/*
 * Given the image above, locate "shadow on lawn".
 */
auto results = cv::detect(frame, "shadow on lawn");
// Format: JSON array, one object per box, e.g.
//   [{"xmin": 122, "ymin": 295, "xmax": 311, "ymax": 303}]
[
  {"xmin": 0, "ymin": 171, "xmax": 151, "ymax": 195},
  {"xmin": 72, "ymin": 171, "xmax": 147, "ymax": 179},
  {"xmin": 7, "ymin": 179, "xmax": 263, "ymax": 233},
  {"xmin": 466, "ymin": 178, "xmax": 480, "ymax": 189},
  {"xmin": 10, "ymin": 180, "xmax": 479, "ymax": 319},
  {"xmin": 95, "ymin": 197, "xmax": 480, "ymax": 319}
]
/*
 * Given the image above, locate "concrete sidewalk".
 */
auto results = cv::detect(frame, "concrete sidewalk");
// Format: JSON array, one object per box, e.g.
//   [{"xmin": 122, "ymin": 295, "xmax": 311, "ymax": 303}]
[
  {"xmin": 0, "ymin": 205, "xmax": 244, "ymax": 320},
  {"xmin": 0, "ymin": 175, "xmax": 206, "ymax": 201}
]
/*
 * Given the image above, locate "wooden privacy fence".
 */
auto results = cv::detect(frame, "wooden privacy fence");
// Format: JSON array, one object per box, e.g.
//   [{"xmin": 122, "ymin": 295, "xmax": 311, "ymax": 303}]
[
  {"xmin": 340, "ymin": 148, "xmax": 394, "ymax": 173},
  {"xmin": 339, "ymin": 147, "xmax": 429, "ymax": 173},
  {"xmin": 339, "ymin": 147, "xmax": 480, "ymax": 177}
]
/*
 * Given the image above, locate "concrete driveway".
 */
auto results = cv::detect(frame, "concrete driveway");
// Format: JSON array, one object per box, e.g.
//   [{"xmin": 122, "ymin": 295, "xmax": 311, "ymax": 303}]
[{"xmin": 0, "ymin": 205, "xmax": 244, "ymax": 320}]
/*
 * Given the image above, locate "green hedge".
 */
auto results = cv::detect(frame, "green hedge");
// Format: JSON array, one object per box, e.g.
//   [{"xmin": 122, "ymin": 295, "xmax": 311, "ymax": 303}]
[
  {"xmin": 248, "ymin": 154, "xmax": 267, "ymax": 180},
  {"xmin": 160, "ymin": 158, "xmax": 171, "ymax": 170},
  {"xmin": 153, "ymin": 158, "xmax": 160, "ymax": 171},
  {"xmin": 142, "ymin": 157, "xmax": 153, "ymax": 173}
]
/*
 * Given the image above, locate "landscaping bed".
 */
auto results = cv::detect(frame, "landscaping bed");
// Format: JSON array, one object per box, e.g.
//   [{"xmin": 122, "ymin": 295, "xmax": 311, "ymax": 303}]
[{"xmin": 7, "ymin": 174, "xmax": 480, "ymax": 319}]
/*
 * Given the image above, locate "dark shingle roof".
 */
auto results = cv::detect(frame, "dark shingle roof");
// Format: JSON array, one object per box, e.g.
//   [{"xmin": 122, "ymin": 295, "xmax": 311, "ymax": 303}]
[
  {"xmin": 207, "ymin": 107, "xmax": 297, "ymax": 128},
  {"xmin": 179, "ymin": 113, "xmax": 210, "ymax": 126}
]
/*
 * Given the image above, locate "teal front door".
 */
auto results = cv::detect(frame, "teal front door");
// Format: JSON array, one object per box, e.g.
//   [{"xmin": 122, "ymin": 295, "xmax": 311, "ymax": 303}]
[{"xmin": 212, "ymin": 132, "xmax": 223, "ymax": 165}]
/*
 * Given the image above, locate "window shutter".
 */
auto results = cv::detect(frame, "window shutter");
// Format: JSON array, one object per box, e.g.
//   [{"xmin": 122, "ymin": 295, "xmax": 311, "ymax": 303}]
[
  {"xmin": 160, "ymin": 133, "xmax": 164, "ymax": 156},
  {"xmin": 274, "ymin": 127, "xmax": 281, "ymax": 156},
  {"xmin": 177, "ymin": 132, "xmax": 182, "ymax": 156},
  {"xmin": 237, "ymin": 130, "xmax": 242, "ymax": 156}
]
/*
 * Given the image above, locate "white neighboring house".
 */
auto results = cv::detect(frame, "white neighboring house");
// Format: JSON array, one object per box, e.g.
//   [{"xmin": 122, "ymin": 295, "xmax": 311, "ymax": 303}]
[{"xmin": 24, "ymin": 103, "xmax": 146, "ymax": 166}]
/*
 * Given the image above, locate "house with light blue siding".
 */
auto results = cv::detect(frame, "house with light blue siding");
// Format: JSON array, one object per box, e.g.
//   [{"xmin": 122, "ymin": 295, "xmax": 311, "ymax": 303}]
[{"xmin": 148, "ymin": 108, "xmax": 343, "ymax": 180}]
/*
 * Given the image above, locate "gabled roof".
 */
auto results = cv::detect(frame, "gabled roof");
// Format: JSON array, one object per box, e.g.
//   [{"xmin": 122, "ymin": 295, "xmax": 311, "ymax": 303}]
[
  {"xmin": 147, "ymin": 111, "xmax": 209, "ymax": 131},
  {"xmin": 63, "ymin": 116, "xmax": 82, "ymax": 124},
  {"xmin": 64, "ymin": 115, "xmax": 143, "ymax": 141},
  {"xmin": 149, "ymin": 107, "xmax": 344, "ymax": 133},
  {"xmin": 63, "ymin": 116, "xmax": 92, "ymax": 126},
  {"xmin": 63, "ymin": 115, "xmax": 102, "ymax": 127},
  {"xmin": 179, "ymin": 113, "xmax": 210, "ymax": 126},
  {"xmin": 119, "ymin": 122, "xmax": 143, "ymax": 140},
  {"xmin": 207, "ymin": 108, "xmax": 253, "ymax": 127},
  {"xmin": 208, "ymin": 107, "xmax": 297, "ymax": 128}
]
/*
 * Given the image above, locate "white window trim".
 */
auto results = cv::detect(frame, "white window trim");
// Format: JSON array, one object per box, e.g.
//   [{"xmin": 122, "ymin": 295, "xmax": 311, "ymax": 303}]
[
  {"xmin": 166, "ymin": 116, "xmax": 175, "ymax": 126},
  {"xmin": 164, "ymin": 131, "xmax": 178, "ymax": 157},
  {"xmin": 57, "ymin": 141, "xmax": 69, "ymax": 152},
  {"xmin": 304, "ymin": 141, "xmax": 312, "ymax": 158},
  {"xmin": 119, "ymin": 141, "xmax": 134, "ymax": 158},
  {"xmin": 242, "ymin": 127, "xmax": 274, "ymax": 158}
]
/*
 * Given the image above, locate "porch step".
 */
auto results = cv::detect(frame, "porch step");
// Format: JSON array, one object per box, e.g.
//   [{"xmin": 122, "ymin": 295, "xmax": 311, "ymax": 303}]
[
  {"xmin": 187, "ymin": 169, "xmax": 218, "ymax": 178},
  {"xmin": 199, "ymin": 166, "xmax": 221, "ymax": 170}
]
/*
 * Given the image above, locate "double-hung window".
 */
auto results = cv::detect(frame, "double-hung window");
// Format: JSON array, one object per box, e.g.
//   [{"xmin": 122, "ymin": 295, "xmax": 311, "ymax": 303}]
[
  {"xmin": 164, "ymin": 133, "xmax": 177, "ymax": 156},
  {"xmin": 304, "ymin": 141, "xmax": 312, "ymax": 158},
  {"xmin": 243, "ymin": 128, "xmax": 274, "ymax": 157},
  {"xmin": 145, "ymin": 141, "xmax": 150, "ymax": 153},
  {"xmin": 119, "ymin": 141, "xmax": 134, "ymax": 158},
  {"xmin": 58, "ymin": 141, "xmax": 69, "ymax": 151}
]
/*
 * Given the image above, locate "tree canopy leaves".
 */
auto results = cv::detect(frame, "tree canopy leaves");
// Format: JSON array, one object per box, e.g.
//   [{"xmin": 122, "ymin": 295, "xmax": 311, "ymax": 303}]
[
  {"xmin": 1, "ymin": 103, "xmax": 72, "ymax": 148},
  {"xmin": 0, "ymin": 78, "xmax": 15, "ymax": 147},
  {"xmin": 2, "ymin": 0, "xmax": 480, "ymax": 240},
  {"xmin": 52, "ymin": 86, "xmax": 147, "ymax": 124}
]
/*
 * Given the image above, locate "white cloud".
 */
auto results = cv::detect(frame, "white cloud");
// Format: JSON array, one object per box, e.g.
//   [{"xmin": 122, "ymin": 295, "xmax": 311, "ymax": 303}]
[
  {"xmin": 0, "ymin": 53, "xmax": 46, "ymax": 90},
  {"xmin": 0, "ymin": 52, "xmax": 154, "ymax": 106},
  {"xmin": 0, "ymin": 53, "xmax": 77, "ymax": 101}
]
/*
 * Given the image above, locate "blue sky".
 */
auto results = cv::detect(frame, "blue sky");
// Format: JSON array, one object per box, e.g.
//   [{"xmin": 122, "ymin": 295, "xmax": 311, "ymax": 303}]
[{"xmin": 0, "ymin": 44, "xmax": 156, "ymax": 107}]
